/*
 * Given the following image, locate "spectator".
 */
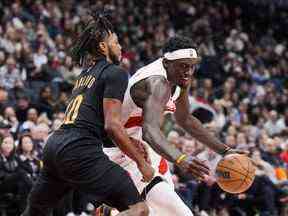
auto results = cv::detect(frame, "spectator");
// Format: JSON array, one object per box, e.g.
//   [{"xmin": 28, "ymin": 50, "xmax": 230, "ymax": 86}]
[
  {"xmin": 31, "ymin": 123, "xmax": 49, "ymax": 159},
  {"xmin": 16, "ymin": 134, "xmax": 41, "ymax": 211},
  {"xmin": 264, "ymin": 110, "xmax": 282, "ymax": 136},
  {"xmin": 3, "ymin": 106, "xmax": 19, "ymax": 137},
  {"xmin": 15, "ymin": 95, "xmax": 32, "ymax": 123},
  {"xmin": 236, "ymin": 132, "xmax": 248, "ymax": 150},
  {"xmin": 276, "ymin": 108, "xmax": 288, "ymax": 135},
  {"xmin": 225, "ymin": 135, "xmax": 237, "ymax": 148},
  {"xmin": 0, "ymin": 136, "xmax": 27, "ymax": 215},
  {"xmin": 19, "ymin": 108, "xmax": 38, "ymax": 133},
  {"xmin": 36, "ymin": 85, "xmax": 55, "ymax": 119},
  {"xmin": 0, "ymin": 87, "xmax": 8, "ymax": 110},
  {"xmin": 0, "ymin": 56, "xmax": 21, "ymax": 90},
  {"xmin": 173, "ymin": 139, "xmax": 199, "ymax": 209},
  {"xmin": 196, "ymin": 147, "xmax": 222, "ymax": 215},
  {"xmin": 251, "ymin": 148, "xmax": 278, "ymax": 184},
  {"xmin": 0, "ymin": 136, "xmax": 18, "ymax": 197},
  {"xmin": 33, "ymin": 44, "xmax": 47, "ymax": 69}
]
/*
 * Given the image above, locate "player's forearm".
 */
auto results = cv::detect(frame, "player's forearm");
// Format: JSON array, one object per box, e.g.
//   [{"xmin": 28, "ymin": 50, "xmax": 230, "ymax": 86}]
[
  {"xmin": 105, "ymin": 123, "xmax": 146, "ymax": 166},
  {"xmin": 142, "ymin": 123, "xmax": 182, "ymax": 163},
  {"xmin": 179, "ymin": 115, "xmax": 229, "ymax": 155}
]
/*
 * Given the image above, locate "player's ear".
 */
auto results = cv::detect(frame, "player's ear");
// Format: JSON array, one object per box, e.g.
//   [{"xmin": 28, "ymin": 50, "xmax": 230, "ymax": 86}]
[
  {"xmin": 162, "ymin": 58, "xmax": 168, "ymax": 68},
  {"xmin": 99, "ymin": 41, "xmax": 107, "ymax": 54}
]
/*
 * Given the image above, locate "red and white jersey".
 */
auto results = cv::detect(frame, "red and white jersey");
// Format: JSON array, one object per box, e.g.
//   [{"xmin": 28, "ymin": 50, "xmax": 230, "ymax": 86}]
[
  {"xmin": 122, "ymin": 58, "xmax": 181, "ymax": 138},
  {"xmin": 122, "ymin": 58, "xmax": 181, "ymax": 179}
]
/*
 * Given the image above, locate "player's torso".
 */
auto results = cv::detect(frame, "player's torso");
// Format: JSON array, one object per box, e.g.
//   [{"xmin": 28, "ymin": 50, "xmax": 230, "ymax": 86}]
[
  {"xmin": 122, "ymin": 58, "xmax": 181, "ymax": 140},
  {"xmin": 61, "ymin": 59, "xmax": 113, "ymax": 140}
]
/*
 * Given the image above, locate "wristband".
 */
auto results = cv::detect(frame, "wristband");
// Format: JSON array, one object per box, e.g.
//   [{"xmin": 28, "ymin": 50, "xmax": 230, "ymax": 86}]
[{"xmin": 176, "ymin": 154, "xmax": 187, "ymax": 164}]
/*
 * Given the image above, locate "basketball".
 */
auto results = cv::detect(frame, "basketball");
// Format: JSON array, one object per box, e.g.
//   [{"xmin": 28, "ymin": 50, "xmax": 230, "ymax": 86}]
[{"xmin": 215, "ymin": 154, "xmax": 256, "ymax": 194}]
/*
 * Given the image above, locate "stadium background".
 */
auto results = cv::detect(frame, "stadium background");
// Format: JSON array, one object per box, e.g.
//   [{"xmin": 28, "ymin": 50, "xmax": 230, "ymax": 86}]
[{"xmin": 0, "ymin": 0, "xmax": 288, "ymax": 215}]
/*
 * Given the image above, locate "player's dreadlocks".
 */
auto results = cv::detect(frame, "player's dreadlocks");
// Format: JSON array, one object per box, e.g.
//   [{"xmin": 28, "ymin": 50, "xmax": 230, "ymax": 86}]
[{"xmin": 70, "ymin": 8, "xmax": 114, "ymax": 66}]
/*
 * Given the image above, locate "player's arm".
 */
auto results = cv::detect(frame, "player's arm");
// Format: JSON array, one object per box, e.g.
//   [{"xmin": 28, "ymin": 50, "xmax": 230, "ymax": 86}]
[
  {"xmin": 174, "ymin": 86, "xmax": 232, "ymax": 155},
  {"xmin": 138, "ymin": 76, "xmax": 181, "ymax": 163},
  {"xmin": 132, "ymin": 76, "xmax": 209, "ymax": 179},
  {"xmin": 103, "ymin": 68, "xmax": 154, "ymax": 181},
  {"xmin": 104, "ymin": 99, "xmax": 146, "ymax": 165}
]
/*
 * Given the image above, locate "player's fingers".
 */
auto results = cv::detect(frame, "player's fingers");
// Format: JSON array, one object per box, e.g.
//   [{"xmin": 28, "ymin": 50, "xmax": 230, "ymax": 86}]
[
  {"xmin": 193, "ymin": 159, "xmax": 210, "ymax": 170},
  {"xmin": 189, "ymin": 169, "xmax": 205, "ymax": 181},
  {"xmin": 190, "ymin": 162, "xmax": 210, "ymax": 175},
  {"xmin": 188, "ymin": 163, "xmax": 209, "ymax": 177},
  {"xmin": 249, "ymin": 158, "xmax": 258, "ymax": 167},
  {"xmin": 235, "ymin": 150, "xmax": 249, "ymax": 155}
]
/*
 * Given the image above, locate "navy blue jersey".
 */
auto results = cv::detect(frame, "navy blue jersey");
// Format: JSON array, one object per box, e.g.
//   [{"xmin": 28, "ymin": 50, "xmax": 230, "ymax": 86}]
[{"xmin": 61, "ymin": 58, "xmax": 128, "ymax": 142}]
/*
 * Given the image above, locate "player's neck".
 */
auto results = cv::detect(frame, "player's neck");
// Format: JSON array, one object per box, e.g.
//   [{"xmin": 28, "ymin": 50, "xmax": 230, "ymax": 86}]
[{"xmin": 106, "ymin": 56, "xmax": 113, "ymax": 64}]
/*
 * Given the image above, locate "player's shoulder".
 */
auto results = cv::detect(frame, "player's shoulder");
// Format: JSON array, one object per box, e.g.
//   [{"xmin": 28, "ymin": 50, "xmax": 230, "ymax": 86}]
[
  {"xmin": 104, "ymin": 64, "xmax": 128, "ymax": 81},
  {"xmin": 137, "ymin": 58, "xmax": 162, "ymax": 73},
  {"xmin": 131, "ymin": 58, "xmax": 165, "ymax": 81},
  {"xmin": 107, "ymin": 64, "xmax": 125, "ymax": 73}
]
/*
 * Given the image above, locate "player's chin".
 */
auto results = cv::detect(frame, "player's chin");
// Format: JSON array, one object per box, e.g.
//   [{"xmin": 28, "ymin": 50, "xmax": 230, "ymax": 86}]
[{"xmin": 178, "ymin": 81, "xmax": 189, "ymax": 88}]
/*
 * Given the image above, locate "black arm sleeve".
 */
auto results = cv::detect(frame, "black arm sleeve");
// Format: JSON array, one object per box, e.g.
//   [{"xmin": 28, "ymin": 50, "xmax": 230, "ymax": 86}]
[{"xmin": 104, "ymin": 66, "xmax": 128, "ymax": 102}]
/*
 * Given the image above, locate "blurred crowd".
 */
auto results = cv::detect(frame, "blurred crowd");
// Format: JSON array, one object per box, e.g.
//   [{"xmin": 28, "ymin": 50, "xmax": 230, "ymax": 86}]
[{"xmin": 0, "ymin": 0, "xmax": 288, "ymax": 215}]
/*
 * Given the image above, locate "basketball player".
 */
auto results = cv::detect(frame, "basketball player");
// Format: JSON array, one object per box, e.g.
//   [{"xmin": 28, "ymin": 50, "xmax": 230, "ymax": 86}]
[
  {"xmin": 104, "ymin": 36, "xmax": 244, "ymax": 215},
  {"xmin": 22, "ymin": 9, "xmax": 154, "ymax": 216}
]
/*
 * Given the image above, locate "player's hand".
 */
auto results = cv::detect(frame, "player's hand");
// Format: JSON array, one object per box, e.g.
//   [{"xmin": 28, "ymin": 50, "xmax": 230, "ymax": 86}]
[
  {"xmin": 138, "ymin": 161, "xmax": 155, "ymax": 182},
  {"xmin": 203, "ymin": 174, "xmax": 216, "ymax": 186},
  {"xmin": 178, "ymin": 156, "xmax": 210, "ymax": 181}
]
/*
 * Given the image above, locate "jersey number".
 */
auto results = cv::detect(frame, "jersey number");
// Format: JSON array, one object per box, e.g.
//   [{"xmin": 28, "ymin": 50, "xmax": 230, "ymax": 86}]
[{"xmin": 63, "ymin": 95, "xmax": 84, "ymax": 124}]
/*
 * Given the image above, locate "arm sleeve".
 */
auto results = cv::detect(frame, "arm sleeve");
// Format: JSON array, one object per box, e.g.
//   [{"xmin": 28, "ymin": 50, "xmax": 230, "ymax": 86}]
[{"xmin": 104, "ymin": 67, "xmax": 129, "ymax": 102}]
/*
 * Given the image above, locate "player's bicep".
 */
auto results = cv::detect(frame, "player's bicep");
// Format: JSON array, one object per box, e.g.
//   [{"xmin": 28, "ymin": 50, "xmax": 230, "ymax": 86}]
[
  {"xmin": 142, "ymin": 77, "xmax": 171, "ymax": 126},
  {"xmin": 103, "ymin": 98, "xmax": 122, "ymax": 127},
  {"xmin": 104, "ymin": 68, "xmax": 128, "ymax": 102},
  {"xmin": 103, "ymin": 68, "xmax": 128, "ymax": 127}
]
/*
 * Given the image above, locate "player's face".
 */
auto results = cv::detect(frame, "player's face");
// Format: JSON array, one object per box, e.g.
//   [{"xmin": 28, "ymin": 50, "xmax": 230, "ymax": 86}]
[
  {"xmin": 165, "ymin": 58, "xmax": 196, "ymax": 88},
  {"xmin": 106, "ymin": 32, "xmax": 122, "ymax": 65}
]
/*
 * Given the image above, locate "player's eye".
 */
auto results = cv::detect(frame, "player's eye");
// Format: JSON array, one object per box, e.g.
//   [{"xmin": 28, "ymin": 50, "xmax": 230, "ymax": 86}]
[{"xmin": 181, "ymin": 63, "xmax": 188, "ymax": 69}]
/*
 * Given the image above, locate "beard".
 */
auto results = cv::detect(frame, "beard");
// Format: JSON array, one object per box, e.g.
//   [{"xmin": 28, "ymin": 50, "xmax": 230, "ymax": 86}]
[{"xmin": 108, "ymin": 46, "xmax": 121, "ymax": 65}]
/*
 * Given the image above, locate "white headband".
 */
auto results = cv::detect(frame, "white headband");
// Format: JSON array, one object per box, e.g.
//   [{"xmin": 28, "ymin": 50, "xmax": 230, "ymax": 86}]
[{"xmin": 164, "ymin": 48, "xmax": 199, "ymax": 60}]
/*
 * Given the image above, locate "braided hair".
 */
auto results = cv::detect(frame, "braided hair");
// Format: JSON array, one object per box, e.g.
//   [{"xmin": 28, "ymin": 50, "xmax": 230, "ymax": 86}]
[{"xmin": 70, "ymin": 8, "xmax": 114, "ymax": 66}]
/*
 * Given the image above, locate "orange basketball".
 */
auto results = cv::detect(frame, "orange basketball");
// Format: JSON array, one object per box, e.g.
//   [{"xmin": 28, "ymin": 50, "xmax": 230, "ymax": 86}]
[{"xmin": 216, "ymin": 154, "xmax": 256, "ymax": 194}]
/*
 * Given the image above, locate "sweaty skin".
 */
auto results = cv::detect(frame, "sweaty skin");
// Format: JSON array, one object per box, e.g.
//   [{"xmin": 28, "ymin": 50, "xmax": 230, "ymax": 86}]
[{"xmin": 131, "ymin": 76, "xmax": 210, "ymax": 180}]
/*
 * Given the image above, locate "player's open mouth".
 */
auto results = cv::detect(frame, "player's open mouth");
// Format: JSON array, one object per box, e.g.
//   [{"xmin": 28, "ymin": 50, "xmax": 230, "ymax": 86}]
[{"xmin": 180, "ymin": 77, "xmax": 189, "ymax": 84}]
